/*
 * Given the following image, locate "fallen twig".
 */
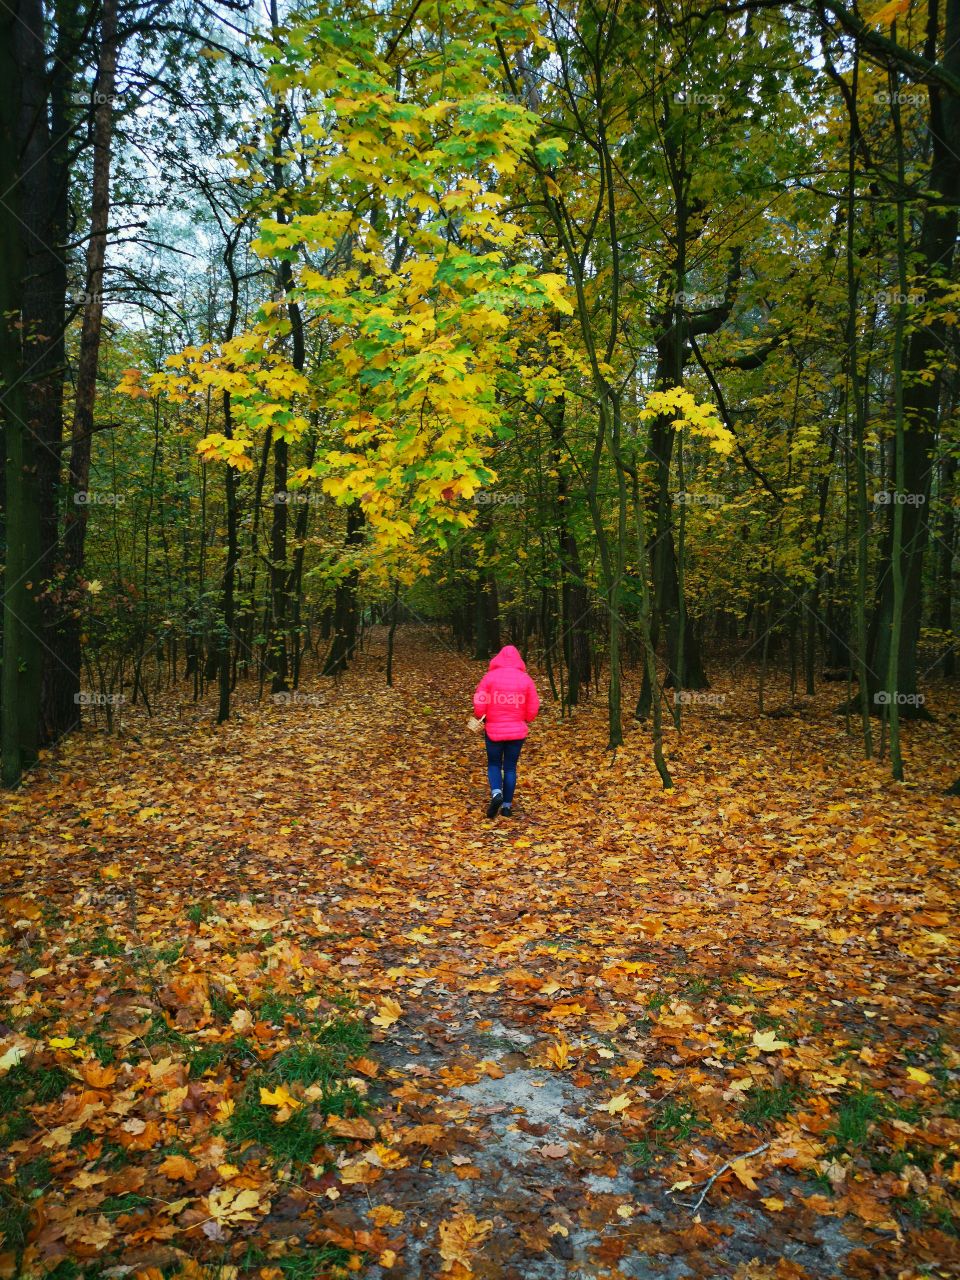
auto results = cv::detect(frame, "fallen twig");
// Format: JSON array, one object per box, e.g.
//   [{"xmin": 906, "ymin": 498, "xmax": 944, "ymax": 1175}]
[{"xmin": 687, "ymin": 1141, "xmax": 772, "ymax": 1214}]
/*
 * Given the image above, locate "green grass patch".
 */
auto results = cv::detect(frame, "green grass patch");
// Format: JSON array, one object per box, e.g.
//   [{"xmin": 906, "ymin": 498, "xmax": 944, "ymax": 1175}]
[
  {"xmin": 100, "ymin": 1192, "xmax": 153, "ymax": 1220},
  {"xmin": 625, "ymin": 1137, "xmax": 663, "ymax": 1168},
  {"xmin": 830, "ymin": 1087, "xmax": 885, "ymax": 1148},
  {"xmin": 741, "ymin": 1083, "xmax": 806, "ymax": 1130},
  {"xmin": 220, "ymin": 1012, "xmax": 369, "ymax": 1173},
  {"xmin": 69, "ymin": 927, "xmax": 123, "ymax": 958},
  {"xmin": 257, "ymin": 990, "xmax": 304, "ymax": 1024},
  {"xmin": 0, "ymin": 1063, "xmax": 72, "ymax": 1143},
  {"xmin": 653, "ymin": 1098, "xmax": 702, "ymax": 1141},
  {"xmin": 144, "ymin": 1015, "xmax": 193, "ymax": 1051},
  {"xmin": 187, "ymin": 1036, "xmax": 256, "ymax": 1079},
  {"xmin": 225, "ymin": 1085, "xmax": 327, "ymax": 1166},
  {"xmin": 0, "ymin": 1186, "xmax": 30, "ymax": 1258},
  {"xmin": 238, "ymin": 1242, "xmax": 358, "ymax": 1278},
  {"xmin": 209, "ymin": 989, "xmax": 233, "ymax": 1022}
]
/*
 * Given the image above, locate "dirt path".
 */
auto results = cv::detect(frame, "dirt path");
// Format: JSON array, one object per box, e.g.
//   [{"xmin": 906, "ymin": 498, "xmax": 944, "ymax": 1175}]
[{"xmin": 2, "ymin": 626, "xmax": 958, "ymax": 1279}]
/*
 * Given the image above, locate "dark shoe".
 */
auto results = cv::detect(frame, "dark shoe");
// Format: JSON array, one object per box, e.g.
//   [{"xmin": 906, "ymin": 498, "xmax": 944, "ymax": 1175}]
[
  {"xmin": 500, "ymin": 805, "xmax": 513, "ymax": 818},
  {"xmin": 486, "ymin": 790, "xmax": 504, "ymax": 818}
]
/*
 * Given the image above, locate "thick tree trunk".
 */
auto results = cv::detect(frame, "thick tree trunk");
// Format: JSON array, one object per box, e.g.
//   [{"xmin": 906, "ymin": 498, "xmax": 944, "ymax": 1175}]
[
  {"xmin": 37, "ymin": 0, "xmax": 78, "ymax": 744},
  {"xmin": 647, "ymin": 406, "xmax": 709, "ymax": 693},
  {"xmin": 2, "ymin": 0, "xmax": 48, "ymax": 784},
  {"xmin": 473, "ymin": 571, "xmax": 500, "ymax": 661},
  {"xmin": 865, "ymin": 0, "xmax": 959, "ymax": 715}
]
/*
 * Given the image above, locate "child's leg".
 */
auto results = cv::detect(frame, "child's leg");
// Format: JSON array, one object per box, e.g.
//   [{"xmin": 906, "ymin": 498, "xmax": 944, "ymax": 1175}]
[
  {"xmin": 485, "ymin": 735, "xmax": 505, "ymax": 794},
  {"xmin": 501, "ymin": 739, "xmax": 523, "ymax": 805}
]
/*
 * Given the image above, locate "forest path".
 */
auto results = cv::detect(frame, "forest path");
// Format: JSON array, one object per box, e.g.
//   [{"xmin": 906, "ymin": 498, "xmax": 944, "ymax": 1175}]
[{"xmin": 2, "ymin": 627, "xmax": 958, "ymax": 1279}]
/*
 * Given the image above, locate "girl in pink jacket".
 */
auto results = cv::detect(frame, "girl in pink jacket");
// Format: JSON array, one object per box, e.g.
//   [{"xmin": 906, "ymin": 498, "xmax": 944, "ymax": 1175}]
[{"xmin": 473, "ymin": 645, "xmax": 540, "ymax": 818}]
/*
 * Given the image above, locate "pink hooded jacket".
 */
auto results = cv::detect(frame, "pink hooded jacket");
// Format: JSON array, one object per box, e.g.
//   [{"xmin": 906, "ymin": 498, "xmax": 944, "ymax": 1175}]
[{"xmin": 473, "ymin": 645, "xmax": 540, "ymax": 741}]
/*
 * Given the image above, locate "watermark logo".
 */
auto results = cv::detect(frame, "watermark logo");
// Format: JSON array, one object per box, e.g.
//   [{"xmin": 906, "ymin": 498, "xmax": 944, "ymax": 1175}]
[
  {"xmin": 674, "ymin": 90, "xmax": 723, "ymax": 108},
  {"xmin": 475, "ymin": 690, "xmax": 526, "ymax": 707},
  {"xmin": 74, "ymin": 691, "xmax": 126, "ymax": 706},
  {"xmin": 74, "ymin": 491, "xmax": 125, "ymax": 506},
  {"xmin": 269, "ymin": 491, "xmax": 328, "ymax": 507},
  {"xmin": 873, "ymin": 491, "xmax": 925, "ymax": 507},
  {"xmin": 874, "ymin": 288, "xmax": 925, "ymax": 307},
  {"xmin": 873, "ymin": 691, "xmax": 925, "ymax": 707},
  {"xmin": 676, "ymin": 491, "xmax": 725, "ymax": 508},
  {"xmin": 472, "ymin": 491, "xmax": 524, "ymax": 506},
  {"xmin": 674, "ymin": 690, "xmax": 726, "ymax": 707},
  {"xmin": 672, "ymin": 290, "xmax": 724, "ymax": 309},
  {"xmin": 271, "ymin": 690, "xmax": 324, "ymax": 706},
  {"xmin": 71, "ymin": 89, "xmax": 122, "ymax": 107},
  {"xmin": 873, "ymin": 89, "xmax": 925, "ymax": 107}
]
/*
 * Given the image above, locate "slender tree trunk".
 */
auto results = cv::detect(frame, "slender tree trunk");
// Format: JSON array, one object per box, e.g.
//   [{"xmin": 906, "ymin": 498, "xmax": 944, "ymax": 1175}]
[
  {"xmin": 286, "ymin": 436, "xmax": 318, "ymax": 689},
  {"xmin": 886, "ymin": 59, "xmax": 909, "ymax": 780},
  {"xmin": 933, "ymin": 453, "xmax": 956, "ymax": 677},
  {"xmin": 386, "ymin": 578, "xmax": 400, "ymax": 686},
  {"xmin": 322, "ymin": 504, "xmax": 365, "ymax": 676},
  {"xmin": 218, "ymin": 398, "xmax": 239, "ymax": 724},
  {"xmin": 60, "ymin": 0, "xmax": 118, "ymax": 727},
  {"xmin": 547, "ymin": 393, "xmax": 591, "ymax": 705},
  {"xmin": 845, "ymin": 47, "xmax": 874, "ymax": 757}
]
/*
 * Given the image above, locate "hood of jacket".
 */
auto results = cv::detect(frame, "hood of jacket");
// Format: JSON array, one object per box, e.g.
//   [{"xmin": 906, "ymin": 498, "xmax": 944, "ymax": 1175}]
[{"xmin": 488, "ymin": 644, "xmax": 527, "ymax": 672}]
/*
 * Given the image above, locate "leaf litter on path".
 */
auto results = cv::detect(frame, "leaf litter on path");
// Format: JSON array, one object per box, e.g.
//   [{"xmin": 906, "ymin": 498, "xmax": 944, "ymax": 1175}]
[{"xmin": 1, "ymin": 627, "xmax": 958, "ymax": 1278}]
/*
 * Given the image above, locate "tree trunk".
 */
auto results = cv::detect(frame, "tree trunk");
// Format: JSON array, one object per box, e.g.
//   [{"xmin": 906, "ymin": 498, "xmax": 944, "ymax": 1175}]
[
  {"xmin": 30, "ymin": 0, "xmax": 76, "ymax": 744},
  {"xmin": 386, "ymin": 578, "xmax": 400, "ymax": 686},
  {"xmin": 547, "ymin": 394, "xmax": 591, "ymax": 705},
  {"xmin": 322, "ymin": 504, "xmax": 364, "ymax": 676},
  {"xmin": 2, "ymin": 0, "xmax": 48, "ymax": 784},
  {"xmin": 933, "ymin": 453, "xmax": 956, "ymax": 677},
  {"xmin": 865, "ymin": 0, "xmax": 959, "ymax": 715},
  {"xmin": 60, "ymin": 0, "xmax": 118, "ymax": 728}
]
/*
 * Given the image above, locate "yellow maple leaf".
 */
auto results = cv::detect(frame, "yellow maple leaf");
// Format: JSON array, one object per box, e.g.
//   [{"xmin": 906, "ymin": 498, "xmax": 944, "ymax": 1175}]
[
  {"xmin": 369, "ymin": 1204, "xmax": 405, "ymax": 1227},
  {"xmin": 207, "ymin": 1186, "xmax": 263, "ymax": 1225},
  {"xmin": 545, "ymin": 1037, "xmax": 571, "ymax": 1070},
  {"xmin": 545, "ymin": 1001, "xmax": 587, "ymax": 1020},
  {"xmin": 158, "ymin": 1154, "xmax": 198, "ymax": 1182},
  {"xmin": 730, "ymin": 1158, "xmax": 759, "ymax": 1190},
  {"xmin": 753, "ymin": 1029, "xmax": 791, "ymax": 1052},
  {"xmin": 259, "ymin": 1085, "xmax": 301, "ymax": 1113},
  {"xmin": 906, "ymin": 1066, "xmax": 932, "ymax": 1084},
  {"xmin": 598, "ymin": 1093, "xmax": 632, "ymax": 1114},
  {"xmin": 339, "ymin": 1155, "xmax": 383, "ymax": 1185},
  {"xmin": 437, "ymin": 1213, "xmax": 493, "ymax": 1272},
  {"xmin": 371, "ymin": 998, "xmax": 403, "ymax": 1028}
]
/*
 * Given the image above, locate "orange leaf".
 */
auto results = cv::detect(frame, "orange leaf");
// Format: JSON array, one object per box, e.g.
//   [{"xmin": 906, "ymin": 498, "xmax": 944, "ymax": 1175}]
[{"xmin": 158, "ymin": 1154, "xmax": 198, "ymax": 1182}]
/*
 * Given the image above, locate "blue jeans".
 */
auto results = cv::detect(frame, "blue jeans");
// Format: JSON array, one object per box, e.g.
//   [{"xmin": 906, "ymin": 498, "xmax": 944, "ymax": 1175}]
[{"xmin": 485, "ymin": 734, "xmax": 523, "ymax": 804}]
